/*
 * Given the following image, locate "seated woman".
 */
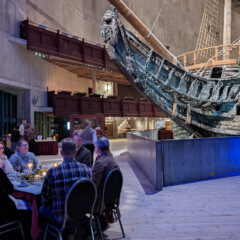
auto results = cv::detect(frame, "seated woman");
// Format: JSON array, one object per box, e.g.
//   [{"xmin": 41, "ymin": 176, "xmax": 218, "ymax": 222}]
[
  {"xmin": 0, "ymin": 142, "xmax": 14, "ymax": 174},
  {"xmin": 10, "ymin": 140, "xmax": 38, "ymax": 172},
  {"xmin": 0, "ymin": 168, "xmax": 17, "ymax": 223}
]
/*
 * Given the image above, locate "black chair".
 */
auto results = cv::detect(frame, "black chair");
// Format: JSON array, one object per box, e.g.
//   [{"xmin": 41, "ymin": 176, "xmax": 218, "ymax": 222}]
[
  {"xmin": 43, "ymin": 179, "xmax": 97, "ymax": 240},
  {"xmin": 0, "ymin": 220, "xmax": 25, "ymax": 240},
  {"xmin": 96, "ymin": 168, "xmax": 125, "ymax": 239}
]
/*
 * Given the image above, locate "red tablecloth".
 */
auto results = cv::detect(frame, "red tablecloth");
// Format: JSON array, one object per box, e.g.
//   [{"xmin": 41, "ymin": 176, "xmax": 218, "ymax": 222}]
[
  {"xmin": 12, "ymin": 190, "xmax": 41, "ymax": 240},
  {"xmin": 35, "ymin": 141, "xmax": 58, "ymax": 155},
  {"xmin": 158, "ymin": 129, "xmax": 173, "ymax": 140}
]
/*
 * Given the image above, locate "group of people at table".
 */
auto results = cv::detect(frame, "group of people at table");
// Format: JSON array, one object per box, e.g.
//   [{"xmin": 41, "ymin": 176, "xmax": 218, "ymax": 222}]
[{"xmin": 0, "ymin": 123, "xmax": 120, "ymax": 239}]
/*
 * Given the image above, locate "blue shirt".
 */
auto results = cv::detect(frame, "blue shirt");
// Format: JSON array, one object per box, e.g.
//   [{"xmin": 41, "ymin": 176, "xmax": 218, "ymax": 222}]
[
  {"xmin": 41, "ymin": 158, "xmax": 91, "ymax": 222},
  {"xmin": 9, "ymin": 152, "xmax": 38, "ymax": 172}
]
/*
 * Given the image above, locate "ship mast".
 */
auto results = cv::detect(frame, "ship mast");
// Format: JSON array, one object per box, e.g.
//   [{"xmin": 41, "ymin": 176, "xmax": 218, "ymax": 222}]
[
  {"xmin": 223, "ymin": 0, "xmax": 231, "ymax": 60},
  {"xmin": 223, "ymin": 0, "xmax": 231, "ymax": 45},
  {"xmin": 107, "ymin": 0, "xmax": 178, "ymax": 65}
]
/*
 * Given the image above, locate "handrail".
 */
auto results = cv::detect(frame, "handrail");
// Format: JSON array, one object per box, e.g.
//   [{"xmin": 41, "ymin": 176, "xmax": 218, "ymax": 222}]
[
  {"xmin": 177, "ymin": 44, "xmax": 240, "ymax": 70},
  {"xmin": 22, "ymin": 19, "xmax": 104, "ymax": 47},
  {"xmin": 177, "ymin": 44, "xmax": 240, "ymax": 58}
]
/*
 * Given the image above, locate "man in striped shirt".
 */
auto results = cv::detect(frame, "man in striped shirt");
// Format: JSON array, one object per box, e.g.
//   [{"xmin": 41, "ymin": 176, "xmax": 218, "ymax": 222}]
[{"xmin": 39, "ymin": 138, "xmax": 91, "ymax": 223}]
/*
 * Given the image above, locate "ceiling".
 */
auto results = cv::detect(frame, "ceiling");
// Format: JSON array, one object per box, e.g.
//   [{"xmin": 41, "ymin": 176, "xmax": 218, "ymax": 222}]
[{"xmin": 48, "ymin": 56, "xmax": 129, "ymax": 84}]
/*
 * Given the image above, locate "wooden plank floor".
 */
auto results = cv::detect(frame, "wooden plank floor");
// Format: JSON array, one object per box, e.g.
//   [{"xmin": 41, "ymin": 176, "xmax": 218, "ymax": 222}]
[
  {"xmin": 106, "ymin": 151, "xmax": 240, "ymax": 240},
  {"xmin": 38, "ymin": 139, "xmax": 240, "ymax": 240}
]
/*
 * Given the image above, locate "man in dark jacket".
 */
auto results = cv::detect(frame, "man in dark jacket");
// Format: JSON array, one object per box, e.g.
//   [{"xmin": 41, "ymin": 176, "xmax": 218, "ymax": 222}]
[
  {"xmin": 92, "ymin": 137, "xmax": 119, "ymax": 191},
  {"xmin": 92, "ymin": 137, "xmax": 119, "ymax": 230},
  {"xmin": 73, "ymin": 131, "xmax": 92, "ymax": 167}
]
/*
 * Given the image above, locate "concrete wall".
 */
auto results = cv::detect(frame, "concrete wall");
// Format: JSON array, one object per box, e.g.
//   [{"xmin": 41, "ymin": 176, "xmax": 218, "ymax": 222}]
[
  {"xmin": 132, "ymin": 129, "xmax": 158, "ymax": 141},
  {"xmin": 128, "ymin": 131, "xmax": 240, "ymax": 190},
  {"xmin": 127, "ymin": 131, "xmax": 163, "ymax": 190}
]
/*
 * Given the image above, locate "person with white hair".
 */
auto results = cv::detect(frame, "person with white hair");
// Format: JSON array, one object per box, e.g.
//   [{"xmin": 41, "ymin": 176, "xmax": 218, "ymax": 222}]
[{"xmin": 92, "ymin": 136, "xmax": 120, "ymax": 231}]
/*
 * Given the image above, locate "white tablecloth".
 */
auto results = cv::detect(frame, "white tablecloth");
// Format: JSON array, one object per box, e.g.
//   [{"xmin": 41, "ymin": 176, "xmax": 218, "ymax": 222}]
[{"xmin": 11, "ymin": 180, "xmax": 42, "ymax": 195}]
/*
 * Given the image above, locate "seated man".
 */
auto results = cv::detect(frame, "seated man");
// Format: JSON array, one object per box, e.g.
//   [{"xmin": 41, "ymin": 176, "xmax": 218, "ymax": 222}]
[
  {"xmin": 92, "ymin": 137, "xmax": 119, "ymax": 229},
  {"xmin": 39, "ymin": 138, "xmax": 91, "ymax": 224},
  {"xmin": 9, "ymin": 140, "xmax": 38, "ymax": 172},
  {"xmin": 73, "ymin": 131, "xmax": 92, "ymax": 167}
]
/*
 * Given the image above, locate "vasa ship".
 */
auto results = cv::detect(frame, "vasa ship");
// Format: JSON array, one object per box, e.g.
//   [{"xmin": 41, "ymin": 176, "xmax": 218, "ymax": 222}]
[{"xmin": 101, "ymin": 2, "xmax": 240, "ymax": 137}]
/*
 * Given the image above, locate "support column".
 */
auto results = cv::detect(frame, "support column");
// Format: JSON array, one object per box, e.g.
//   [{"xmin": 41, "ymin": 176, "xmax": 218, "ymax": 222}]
[
  {"xmin": 223, "ymin": 0, "xmax": 231, "ymax": 44},
  {"xmin": 113, "ymin": 82, "xmax": 118, "ymax": 96},
  {"xmin": 92, "ymin": 71, "xmax": 96, "ymax": 94},
  {"xmin": 113, "ymin": 118, "xmax": 118, "ymax": 138},
  {"xmin": 25, "ymin": 89, "xmax": 32, "ymax": 124},
  {"xmin": 223, "ymin": 0, "xmax": 232, "ymax": 59},
  {"xmin": 0, "ymin": 91, "xmax": 3, "ymax": 136}
]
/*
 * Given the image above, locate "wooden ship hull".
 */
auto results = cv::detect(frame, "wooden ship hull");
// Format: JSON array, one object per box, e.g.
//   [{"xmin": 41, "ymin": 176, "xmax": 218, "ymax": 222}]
[{"xmin": 101, "ymin": 6, "xmax": 240, "ymax": 137}]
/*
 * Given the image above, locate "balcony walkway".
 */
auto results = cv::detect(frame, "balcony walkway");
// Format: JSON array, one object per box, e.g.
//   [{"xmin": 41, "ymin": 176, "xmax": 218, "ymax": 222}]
[
  {"xmin": 38, "ymin": 139, "xmax": 240, "ymax": 240},
  {"xmin": 48, "ymin": 92, "xmax": 165, "ymax": 118}
]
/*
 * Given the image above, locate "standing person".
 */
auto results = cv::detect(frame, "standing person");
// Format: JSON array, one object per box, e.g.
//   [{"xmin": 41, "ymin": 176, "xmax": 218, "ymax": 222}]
[
  {"xmin": 9, "ymin": 140, "xmax": 38, "ymax": 172},
  {"xmin": 92, "ymin": 137, "xmax": 119, "ymax": 230},
  {"xmin": 24, "ymin": 123, "xmax": 36, "ymax": 154},
  {"xmin": 11, "ymin": 126, "xmax": 21, "ymax": 152},
  {"xmin": 19, "ymin": 120, "xmax": 26, "ymax": 137},
  {"xmin": 81, "ymin": 120, "xmax": 97, "ymax": 166},
  {"xmin": 0, "ymin": 142, "xmax": 14, "ymax": 174},
  {"xmin": 39, "ymin": 138, "xmax": 91, "ymax": 237},
  {"xmin": 72, "ymin": 131, "xmax": 92, "ymax": 167},
  {"xmin": 95, "ymin": 127, "xmax": 103, "ymax": 139},
  {"xmin": 24, "ymin": 123, "xmax": 35, "ymax": 142}
]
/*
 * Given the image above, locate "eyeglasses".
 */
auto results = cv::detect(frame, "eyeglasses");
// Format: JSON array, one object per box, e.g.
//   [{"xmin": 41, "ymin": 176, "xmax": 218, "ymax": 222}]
[{"xmin": 21, "ymin": 144, "xmax": 29, "ymax": 147}]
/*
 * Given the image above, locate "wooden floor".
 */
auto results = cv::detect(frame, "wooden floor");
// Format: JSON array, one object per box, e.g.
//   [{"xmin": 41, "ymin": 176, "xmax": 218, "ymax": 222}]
[
  {"xmin": 38, "ymin": 139, "xmax": 240, "ymax": 240},
  {"xmin": 107, "ymin": 152, "xmax": 240, "ymax": 240}
]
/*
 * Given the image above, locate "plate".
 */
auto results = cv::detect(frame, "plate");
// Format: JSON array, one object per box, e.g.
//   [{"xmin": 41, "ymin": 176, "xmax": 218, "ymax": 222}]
[{"xmin": 17, "ymin": 184, "xmax": 29, "ymax": 187}]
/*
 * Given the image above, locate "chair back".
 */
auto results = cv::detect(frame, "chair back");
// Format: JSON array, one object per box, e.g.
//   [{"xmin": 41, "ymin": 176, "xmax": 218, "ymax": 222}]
[
  {"xmin": 100, "ymin": 168, "xmax": 123, "ymax": 213},
  {"xmin": 62, "ymin": 179, "xmax": 97, "ymax": 229}
]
